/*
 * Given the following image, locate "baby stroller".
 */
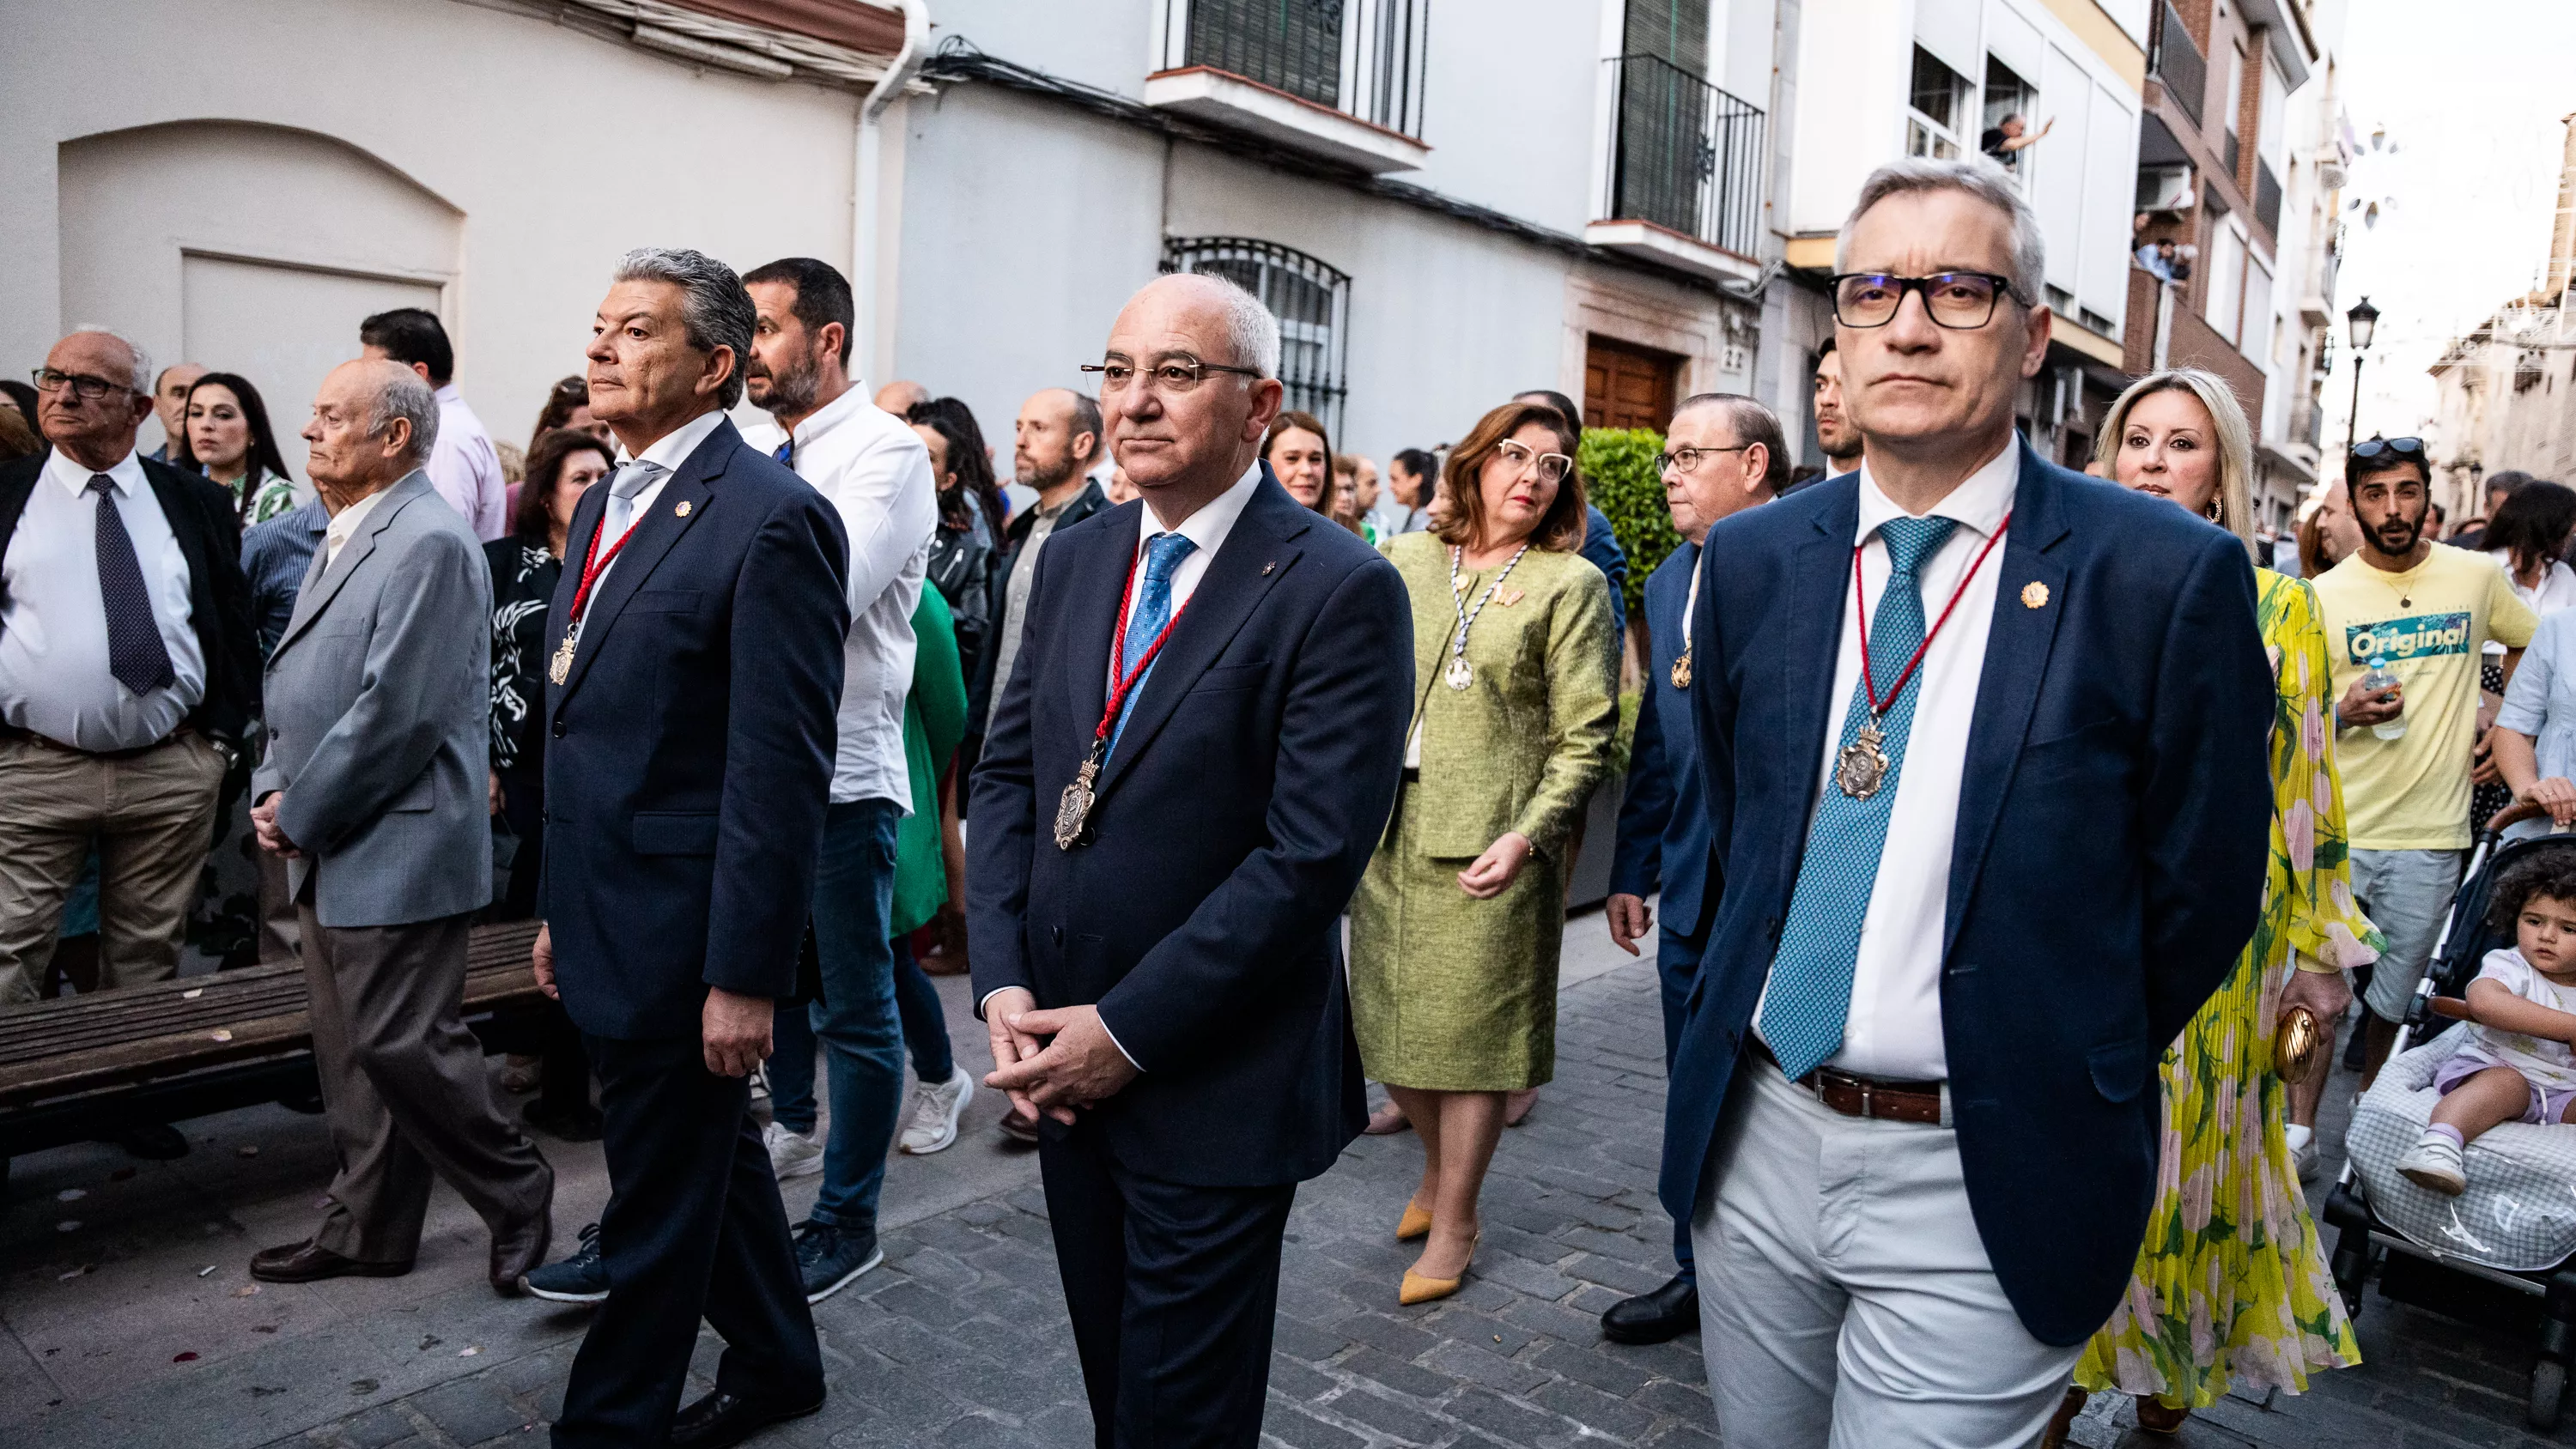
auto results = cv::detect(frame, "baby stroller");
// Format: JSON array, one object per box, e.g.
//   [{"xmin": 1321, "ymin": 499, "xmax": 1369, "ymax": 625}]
[{"xmin": 2325, "ymin": 825, "xmax": 2576, "ymax": 1429}]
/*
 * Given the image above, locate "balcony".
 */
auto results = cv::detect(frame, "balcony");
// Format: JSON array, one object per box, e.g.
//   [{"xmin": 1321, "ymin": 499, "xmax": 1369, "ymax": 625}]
[
  {"xmin": 2151, "ymin": 1, "xmax": 2205, "ymax": 130},
  {"xmin": 2256, "ymin": 158, "xmax": 2283, "ymax": 237},
  {"xmin": 1583, "ymin": 54, "xmax": 1767, "ymax": 284},
  {"xmin": 1146, "ymin": 0, "xmax": 1430, "ymax": 174}
]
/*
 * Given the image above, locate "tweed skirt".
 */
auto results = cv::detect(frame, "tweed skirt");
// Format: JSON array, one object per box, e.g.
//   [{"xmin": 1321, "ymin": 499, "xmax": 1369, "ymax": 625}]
[{"xmin": 1347, "ymin": 785, "xmax": 1562, "ymax": 1093}]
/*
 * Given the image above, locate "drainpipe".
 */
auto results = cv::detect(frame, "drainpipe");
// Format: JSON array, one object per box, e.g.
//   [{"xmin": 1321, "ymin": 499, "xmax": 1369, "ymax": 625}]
[{"xmin": 854, "ymin": 0, "xmax": 930, "ymax": 390}]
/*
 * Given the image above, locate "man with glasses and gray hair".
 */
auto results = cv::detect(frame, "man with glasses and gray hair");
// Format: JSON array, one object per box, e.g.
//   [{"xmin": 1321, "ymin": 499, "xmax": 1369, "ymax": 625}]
[
  {"xmin": 245, "ymin": 357, "xmax": 556, "ymax": 1294},
  {"xmin": 525, "ymin": 248, "xmax": 851, "ymax": 1449},
  {"xmin": 0, "ymin": 330, "xmax": 255, "ymax": 1016},
  {"xmin": 969, "ymin": 270, "xmax": 1412, "ymax": 1446},
  {"xmin": 1657, "ymin": 158, "xmax": 2274, "ymax": 1445}
]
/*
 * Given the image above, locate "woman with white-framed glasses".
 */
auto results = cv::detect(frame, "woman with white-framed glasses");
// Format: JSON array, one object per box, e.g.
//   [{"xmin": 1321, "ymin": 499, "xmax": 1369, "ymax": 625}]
[{"xmin": 1348, "ymin": 398, "xmax": 1618, "ymax": 1307}]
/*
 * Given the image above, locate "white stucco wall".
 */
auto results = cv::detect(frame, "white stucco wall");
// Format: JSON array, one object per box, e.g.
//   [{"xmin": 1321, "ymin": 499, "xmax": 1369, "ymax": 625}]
[{"xmin": 2, "ymin": 0, "xmax": 863, "ymax": 457}]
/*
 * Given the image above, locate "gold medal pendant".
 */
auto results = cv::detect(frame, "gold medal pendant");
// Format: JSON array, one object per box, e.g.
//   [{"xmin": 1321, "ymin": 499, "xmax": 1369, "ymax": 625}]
[
  {"xmin": 549, "ymin": 633, "xmax": 577, "ymax": 686},
  {"xmin": 1833, "ymin": 722, "xmax": 1892, "ymax": 799},
  {"xmin": 1054, "ymin": 754, "xmax": 1102, "ymax": 850},
  {"xmin": 1669, "ymin": 648, "xmax": 1692, "ymax": 689}
]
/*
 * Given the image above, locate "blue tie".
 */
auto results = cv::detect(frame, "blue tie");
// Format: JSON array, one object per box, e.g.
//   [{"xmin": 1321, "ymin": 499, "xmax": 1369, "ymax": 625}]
[
  {"xmin": 1758, "ymin": 514, "xmax": 1959, "ymax": 1081},
  {"xmin": 1109, "ymin": 532, "xmax": 1198, "ymax": 754},
  {"xmin": 771, "ymin": 439, "xmax": 794, "ymax": 467},
  {"xmin": 90, "ymin": 475, "xmax": 176, "ymax": 697}
]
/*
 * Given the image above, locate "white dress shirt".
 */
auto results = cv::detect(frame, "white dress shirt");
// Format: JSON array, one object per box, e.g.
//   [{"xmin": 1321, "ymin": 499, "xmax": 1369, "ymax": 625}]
[
  {"xmin": 426, "ymin": 384, "xmax": 508, "ymax": 543},
  {"xmin": 788, "ymin": 385, "xmax": 939, "ymax": 809},
  {"xmin": 320, "ymin": 485, "xmax": 393, "ymax": 570},
  {"xmin": 591, "ymin": 409, "xmax": 726, "ymax": 604},
  {"xmin": 0, "ymin": 448, "xmax": 205, "ymax": 750},
  {"xmin": 1107, "ymin": 459, "xmax": 1261, "ymax": 691},
  {"xmin": 1757, "ymin": 442, "xmax": 2019, "ymax": 1082}
]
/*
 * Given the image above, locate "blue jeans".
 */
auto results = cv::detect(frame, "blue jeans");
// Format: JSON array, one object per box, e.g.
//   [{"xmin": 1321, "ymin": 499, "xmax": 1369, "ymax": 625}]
[
  {"xmin": 1656, "ymin": 923, "xmax": 1704, "ymax": 1283},
  {"xmin": 765, "ymin": 797, "xmax": 904, "ymax": 1234},
  {"xmin": 892, "ymin": 934, "xmax": 955, "ymax": 1084}
]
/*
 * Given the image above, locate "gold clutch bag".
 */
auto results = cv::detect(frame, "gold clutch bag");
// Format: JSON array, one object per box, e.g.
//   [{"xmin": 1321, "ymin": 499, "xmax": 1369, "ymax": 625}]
[{"xmin": 2277, "ymin": 1004, "xmax": 2329, "ymax": 1087}]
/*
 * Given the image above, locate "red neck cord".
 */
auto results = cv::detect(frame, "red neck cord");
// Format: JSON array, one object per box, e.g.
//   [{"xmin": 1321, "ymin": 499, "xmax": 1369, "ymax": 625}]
[
  {"xmin": 568, "ymin": 506, "xmax": 647, "ymax": 625},
  {"xmin": 1851, "ymin": 514, "xmax": 2011, "ymax": 716},
  {"xmin": 1093, "ymin": 540, "xmax": 1193, "ymax": 744}
]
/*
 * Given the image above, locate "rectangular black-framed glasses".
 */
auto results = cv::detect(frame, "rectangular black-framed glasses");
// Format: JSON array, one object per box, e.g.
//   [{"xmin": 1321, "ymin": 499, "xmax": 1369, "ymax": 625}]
[{"xmin": 1830, "ymin": 272, "xmax": 2020, "ymax": 330}]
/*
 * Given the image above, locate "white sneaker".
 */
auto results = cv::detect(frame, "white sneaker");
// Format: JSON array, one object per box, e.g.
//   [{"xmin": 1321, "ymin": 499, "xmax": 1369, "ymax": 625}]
[
  {"xmin": 900, "ymin": 1065, "xmax": 975, "ymax": 1155},
  {"xmin": 2397, "ymin": 1131, "xmax": 2467, "ymax": 1196},
  {"xmin": 2287, "ymin": 1124, "xmax": 2320, "ymax": 1183},
  {"xmin": 765, "ymin": 1119, "xmax": 824, "ymax": 1179}
]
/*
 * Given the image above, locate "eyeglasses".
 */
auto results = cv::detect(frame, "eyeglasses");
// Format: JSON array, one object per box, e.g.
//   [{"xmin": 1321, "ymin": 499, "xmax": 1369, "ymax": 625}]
[
  {"xmin": 1496, "ymin": 439, "xmax": 1573, "ymax": 484},
  {"xmin": 31, "ymin": 367, "xmax": 138, "ymax": 403},
  {"xmin": 1078, "ymin": 356, "xmax": 1266, "ymax": 395},
  {"xmin": 2349, "ymin": 436, "xmax": 2427, "ymax": 462},
  {"xmin": 1828, "ymin": 272, "xmax": 2023, "ymax": 330},
  {"xmin": 1658, "ymin": 443, "xmax": 1753, "ymax": 475}
]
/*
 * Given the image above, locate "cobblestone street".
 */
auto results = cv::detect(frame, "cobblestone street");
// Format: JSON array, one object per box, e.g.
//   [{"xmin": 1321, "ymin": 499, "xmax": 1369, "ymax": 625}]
[{"xmin": 9, "ymin": 919, "xmax": 2576, "ymax": 1449}]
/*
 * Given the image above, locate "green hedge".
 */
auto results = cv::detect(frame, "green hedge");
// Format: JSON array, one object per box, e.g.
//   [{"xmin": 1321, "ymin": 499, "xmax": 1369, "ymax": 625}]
[{"xmin": 1581, "ymin": 427, "xmax": 1676, "ymax": 616}]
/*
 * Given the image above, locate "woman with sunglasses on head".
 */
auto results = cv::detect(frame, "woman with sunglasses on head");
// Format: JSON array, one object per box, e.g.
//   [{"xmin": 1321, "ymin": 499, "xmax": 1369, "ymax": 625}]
[
  {"xmin": 1347, "ymin": 398, "xmax": 1618, "ymax": 1307},
  {"xmin": 176, "ymin": 373, "xmax": 298, "ymax": 529},
  {"xmin": 2049, "ymin": 370, "xmax": 2378, "ymax": 1444}
]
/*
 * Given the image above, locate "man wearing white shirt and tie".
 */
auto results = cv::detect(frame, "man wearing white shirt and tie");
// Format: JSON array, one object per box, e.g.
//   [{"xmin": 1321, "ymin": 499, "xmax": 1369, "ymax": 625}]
[
  {"xmin": 739, "ymin": 257, "xmax": 940, "ymax": 1301},
  {"xmin": 1658, "ymin": 160, "xmax": 2275, "ymax": 1447}
]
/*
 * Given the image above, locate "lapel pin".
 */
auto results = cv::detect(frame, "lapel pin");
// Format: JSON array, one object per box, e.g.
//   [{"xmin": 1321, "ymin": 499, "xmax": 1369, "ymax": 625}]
[
  {"xmin": 1261, "ymin": 561, "xmax": 1276, "ymax": 576},
  {"xmin": 1498, "ymin": 587, "xmax": 1526, "ymax": 607},
  {"xmin": 2020, "ymin": 581, "xmax": 2050, "ymax": 609},
  {"xmin": 674, "ymin": 500, "xmax": 693, "ymax": 518}
]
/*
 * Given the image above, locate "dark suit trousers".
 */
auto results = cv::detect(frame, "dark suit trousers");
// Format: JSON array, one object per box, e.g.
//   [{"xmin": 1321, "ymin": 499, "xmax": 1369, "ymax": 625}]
[
  {"xmin": 1654, "ymin": 923, "xmax": 1704, "ymax": 1282},
  {"xmin": 1040, "ymin": 1122, "xmax": 1296, "ymax": 1449},
  {"xmin": 298, "ymin": 906, "xmax": 552, "ymax": 1264},
  {"xmin": 553, "ymin": 1034, "xmax": 822, "ymax": 1449}
]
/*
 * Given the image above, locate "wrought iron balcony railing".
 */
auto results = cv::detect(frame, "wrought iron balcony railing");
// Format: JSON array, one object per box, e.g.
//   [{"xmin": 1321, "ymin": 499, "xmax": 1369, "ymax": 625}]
[
  {"xmin": 1159, "ymin": 0, "xmax": 1428, "ymax": 140},
  {"xmin": 1599, "ymin": 54, "xmax": 1766, "ymax": 259}
]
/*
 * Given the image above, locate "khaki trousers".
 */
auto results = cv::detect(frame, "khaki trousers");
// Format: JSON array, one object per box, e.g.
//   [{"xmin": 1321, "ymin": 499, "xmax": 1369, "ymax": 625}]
[
  {"xmin": 298, "ymin": 904, "xmax": 553, "ymax": 1263},
  {"xmin": 0, "ymin": 731, "xmax": 224, "ymax": 1006}
]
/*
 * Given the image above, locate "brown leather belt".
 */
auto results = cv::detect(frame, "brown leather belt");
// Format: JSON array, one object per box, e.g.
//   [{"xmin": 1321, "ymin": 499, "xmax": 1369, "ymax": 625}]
[
  {"xmin": 0, "ymin": 721, "xmax": 192, "ymax": 761},
  {"xmin": 1755, "ymin": 1040, "xmax": 1946, "ymax": 1125}
]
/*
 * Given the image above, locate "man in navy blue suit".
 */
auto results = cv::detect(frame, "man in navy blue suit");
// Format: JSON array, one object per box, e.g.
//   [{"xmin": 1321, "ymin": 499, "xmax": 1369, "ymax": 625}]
[
  {"xmin": 528, "ymin": 250, "xmax": 850, "ymax": 1449},
  {"xmin": 1662, "ymin": 160, "xmax": 2273, "ymax": 1446},
  {"xmin": 968, "ymin": 272, "xmax": 1412, "ymax": 1447},
  {"xmin": 1597, "ymin": 391, "xmax": 1788, "ymax": 1347}
]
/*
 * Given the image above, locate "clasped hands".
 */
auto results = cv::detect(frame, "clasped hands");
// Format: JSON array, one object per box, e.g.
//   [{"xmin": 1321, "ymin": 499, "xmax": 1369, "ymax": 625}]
[
  {"xmin": 249, "ymin": 791, "xmax": 301, "ymax": 859},
  {"xmin": 982, "ymin": 987, "xmax": 1139, "ymax": 1125}
]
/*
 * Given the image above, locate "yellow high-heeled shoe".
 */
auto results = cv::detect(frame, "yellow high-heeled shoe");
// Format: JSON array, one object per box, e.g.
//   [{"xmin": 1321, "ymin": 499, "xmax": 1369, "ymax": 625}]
[
  {"xmin": 1395, "ymin": 1199, "xmax": 1434, "ymax": 1242},
  {"xmin": 1399, "ymin": 1232, "xmax": 1479, "ymax": 1306}
]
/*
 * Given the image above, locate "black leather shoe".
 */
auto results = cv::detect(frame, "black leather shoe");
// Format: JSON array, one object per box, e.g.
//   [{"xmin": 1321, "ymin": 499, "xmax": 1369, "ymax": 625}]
[
  {"xmin": 668, "ymin": 1388, "xmax": 825, "ymax": 1449},
  {"xmin": 489, "ymin": 1175, "xmax": 554, "ymax": 1295},
  {"xmin": 1600, "ymin": 1272, "xmax": 1700, "ymax": 1345}
]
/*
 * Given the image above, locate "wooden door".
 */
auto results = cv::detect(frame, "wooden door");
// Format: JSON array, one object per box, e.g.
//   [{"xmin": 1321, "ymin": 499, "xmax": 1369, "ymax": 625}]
[{"xmin": 1583, "ymin": 336, "xmax": 1680, "ymax": 432}]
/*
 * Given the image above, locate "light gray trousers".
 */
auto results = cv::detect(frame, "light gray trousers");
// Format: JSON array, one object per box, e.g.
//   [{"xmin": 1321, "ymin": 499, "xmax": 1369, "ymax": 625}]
[{"xmin": 1692, "ymin": 1055, "xmax": 2081, "ymax": 1449}]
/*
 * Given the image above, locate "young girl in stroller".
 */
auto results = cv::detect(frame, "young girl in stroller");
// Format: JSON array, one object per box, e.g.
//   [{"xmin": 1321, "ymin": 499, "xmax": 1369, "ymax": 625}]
[{"xmin": 2399, "ymin": 851, "xmax": 2576, "ymax": 1194}]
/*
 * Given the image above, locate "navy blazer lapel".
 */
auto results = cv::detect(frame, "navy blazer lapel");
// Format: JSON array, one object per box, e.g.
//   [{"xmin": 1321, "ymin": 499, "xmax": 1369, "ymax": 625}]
[
  {"xmin": 1061, "ymin": 505, "xmax": 1138, "ymax": 753},
  {"xmin": 1944, "ymin": 444, "xmax": 2073, "ymax": 954},
  {"xmin": 1097, "ymin": 470, "xmax": 1306, "ymax": 795},
  {"xmin": 557, "ymin": 419, "xmax": 731, "ymax": 701},
  {"xmin": 1779, "ymin": 482, "xmax": 1858, "ymax": 896}
]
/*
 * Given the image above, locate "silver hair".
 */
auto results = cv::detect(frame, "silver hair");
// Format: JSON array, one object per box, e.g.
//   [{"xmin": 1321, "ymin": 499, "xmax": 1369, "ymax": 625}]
[
  {"xmin": 612, "ymin": 247, "xmax": 756, "ymax": 409},
  {"xmin": 67, "ymin": 324, "xmax": 154, "ymax": 395},
  {"xmin": 1834, "ymin": 157, "xmax": 2048, "ymax": 306},
  {"xmin": 367, "ymin": 362, "xmax": 441, "ymax": 468},
  {"xmin": 1161, "ymin": 271, "xmax": 1281, "ymax": 379}
]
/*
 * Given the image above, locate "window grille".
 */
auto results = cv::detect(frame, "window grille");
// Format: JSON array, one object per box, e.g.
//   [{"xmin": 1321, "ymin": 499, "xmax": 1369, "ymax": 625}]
[{"xmin": 1161, "ymin": 237, "xmax": 1352, "ymax": 440}]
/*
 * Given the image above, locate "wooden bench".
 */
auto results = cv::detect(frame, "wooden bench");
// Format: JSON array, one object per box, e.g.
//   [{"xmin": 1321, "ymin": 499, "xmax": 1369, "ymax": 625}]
[{"xmin": 0, "ymin": 920, "xmax": 548, "ymax": 1180}]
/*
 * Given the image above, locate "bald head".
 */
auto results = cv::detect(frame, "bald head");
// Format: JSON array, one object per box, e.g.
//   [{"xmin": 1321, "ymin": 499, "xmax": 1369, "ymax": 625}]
[
  {"xmin": 1099, "ymin": 273, "xmax": 1286, "ymax": 517},
  {"xmin": 873, "ymin": 379, "xmax": 927, "ymax": 416},
  {"xmin": 39, "ymin": 330, "xmax": 156, "ymax": 470},
  {"xmin": 304, "ymin": 358, "xmax": 439, "ymax": 506},
  {"xmin": 1121, "ymin": 273, "xmax": 1280, "ymax": 380}
]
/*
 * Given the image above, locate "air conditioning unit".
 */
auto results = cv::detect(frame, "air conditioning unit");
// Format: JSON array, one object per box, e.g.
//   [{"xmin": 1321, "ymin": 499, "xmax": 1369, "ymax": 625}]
[{"xmin": 2137, "ymin": 164, "xmax": 2196, "ymax": 212}]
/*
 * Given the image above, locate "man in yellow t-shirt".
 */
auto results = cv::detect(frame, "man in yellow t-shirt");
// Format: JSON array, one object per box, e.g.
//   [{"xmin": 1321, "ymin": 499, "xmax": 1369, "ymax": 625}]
[{"xmin": 2313, "ymin": 438, "xmax": 2537, "ymax": 1083}]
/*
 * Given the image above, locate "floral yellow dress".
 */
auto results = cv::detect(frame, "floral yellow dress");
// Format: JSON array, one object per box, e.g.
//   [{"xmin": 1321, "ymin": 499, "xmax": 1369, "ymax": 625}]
[{"xmin": 2075, "ymin": 569, "xmax": 2382, "ymax": 1408}]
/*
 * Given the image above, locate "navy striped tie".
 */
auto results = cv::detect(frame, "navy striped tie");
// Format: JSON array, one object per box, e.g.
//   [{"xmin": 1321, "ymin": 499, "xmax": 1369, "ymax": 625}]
[{"xmin": 89, "ymin": 474, "xmax": 175, "ymax": 697}]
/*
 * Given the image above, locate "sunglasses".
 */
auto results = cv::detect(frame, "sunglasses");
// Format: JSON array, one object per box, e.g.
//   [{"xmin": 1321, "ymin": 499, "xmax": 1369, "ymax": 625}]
[{"xmin": 2349, "ymin": 436, "xmax": 2426, "ymax": 462}]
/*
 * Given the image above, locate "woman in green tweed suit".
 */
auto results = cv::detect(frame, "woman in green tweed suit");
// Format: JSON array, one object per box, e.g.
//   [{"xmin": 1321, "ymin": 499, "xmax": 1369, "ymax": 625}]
[{"xmin": 1351, "ymin": 399, "xmax": 1619, "ymax": 1305}]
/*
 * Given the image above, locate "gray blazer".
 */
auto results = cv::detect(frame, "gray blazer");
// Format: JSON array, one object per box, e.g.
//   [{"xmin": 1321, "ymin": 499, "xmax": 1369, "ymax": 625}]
[{"xmin": 252, "ymin": 471, "xmax": 493, "ymax": 928}]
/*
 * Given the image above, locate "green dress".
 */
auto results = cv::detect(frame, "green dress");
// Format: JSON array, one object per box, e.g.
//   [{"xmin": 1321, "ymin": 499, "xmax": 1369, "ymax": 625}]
[
  {"xmin": 1348, "ymin": 534, "xmax": 1618, "ymax": 1091},
  {"xmin": 2075, "ymin": 570, "xmax": 2380, "ymax": 1406},
  {"xmin": 891, "ymin": 585, "xmax": 967, "ymax": 937}
]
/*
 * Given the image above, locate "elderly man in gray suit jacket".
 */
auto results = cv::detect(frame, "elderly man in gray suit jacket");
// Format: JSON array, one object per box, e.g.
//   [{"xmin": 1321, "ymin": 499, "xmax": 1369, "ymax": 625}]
[{"xmin": 247, "ymin": 358, "xmax": 553, "ymax": 1293}]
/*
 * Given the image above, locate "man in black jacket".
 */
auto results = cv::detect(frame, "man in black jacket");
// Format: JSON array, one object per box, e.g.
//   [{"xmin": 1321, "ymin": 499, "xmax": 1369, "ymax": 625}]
[{"xmin": 0, "ymin": 329, "xmax": 256, "ymax": 1009}]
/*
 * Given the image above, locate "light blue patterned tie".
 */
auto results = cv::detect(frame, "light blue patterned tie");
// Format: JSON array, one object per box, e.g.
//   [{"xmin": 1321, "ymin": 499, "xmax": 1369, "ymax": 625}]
[
  {"xmin": 1109, "ymin": 531, "xmax": 1198, "ymax": 754},
  {"xmin": 1759, "ymin": 514, "xmax": 1959, "ymax": 1081}
]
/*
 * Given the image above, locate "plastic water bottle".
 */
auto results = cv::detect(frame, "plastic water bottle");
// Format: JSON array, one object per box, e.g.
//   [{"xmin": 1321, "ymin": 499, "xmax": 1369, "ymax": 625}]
[{"xmin": 2362, "ymin": 660, "xmax": 2406, "ymax": 740}]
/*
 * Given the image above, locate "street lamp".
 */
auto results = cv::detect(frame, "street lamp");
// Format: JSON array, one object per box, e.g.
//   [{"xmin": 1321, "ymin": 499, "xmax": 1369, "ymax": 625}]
[{"xmin": 2344, "ymin": 295, "xmax": 2380, "ymax": 452}]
